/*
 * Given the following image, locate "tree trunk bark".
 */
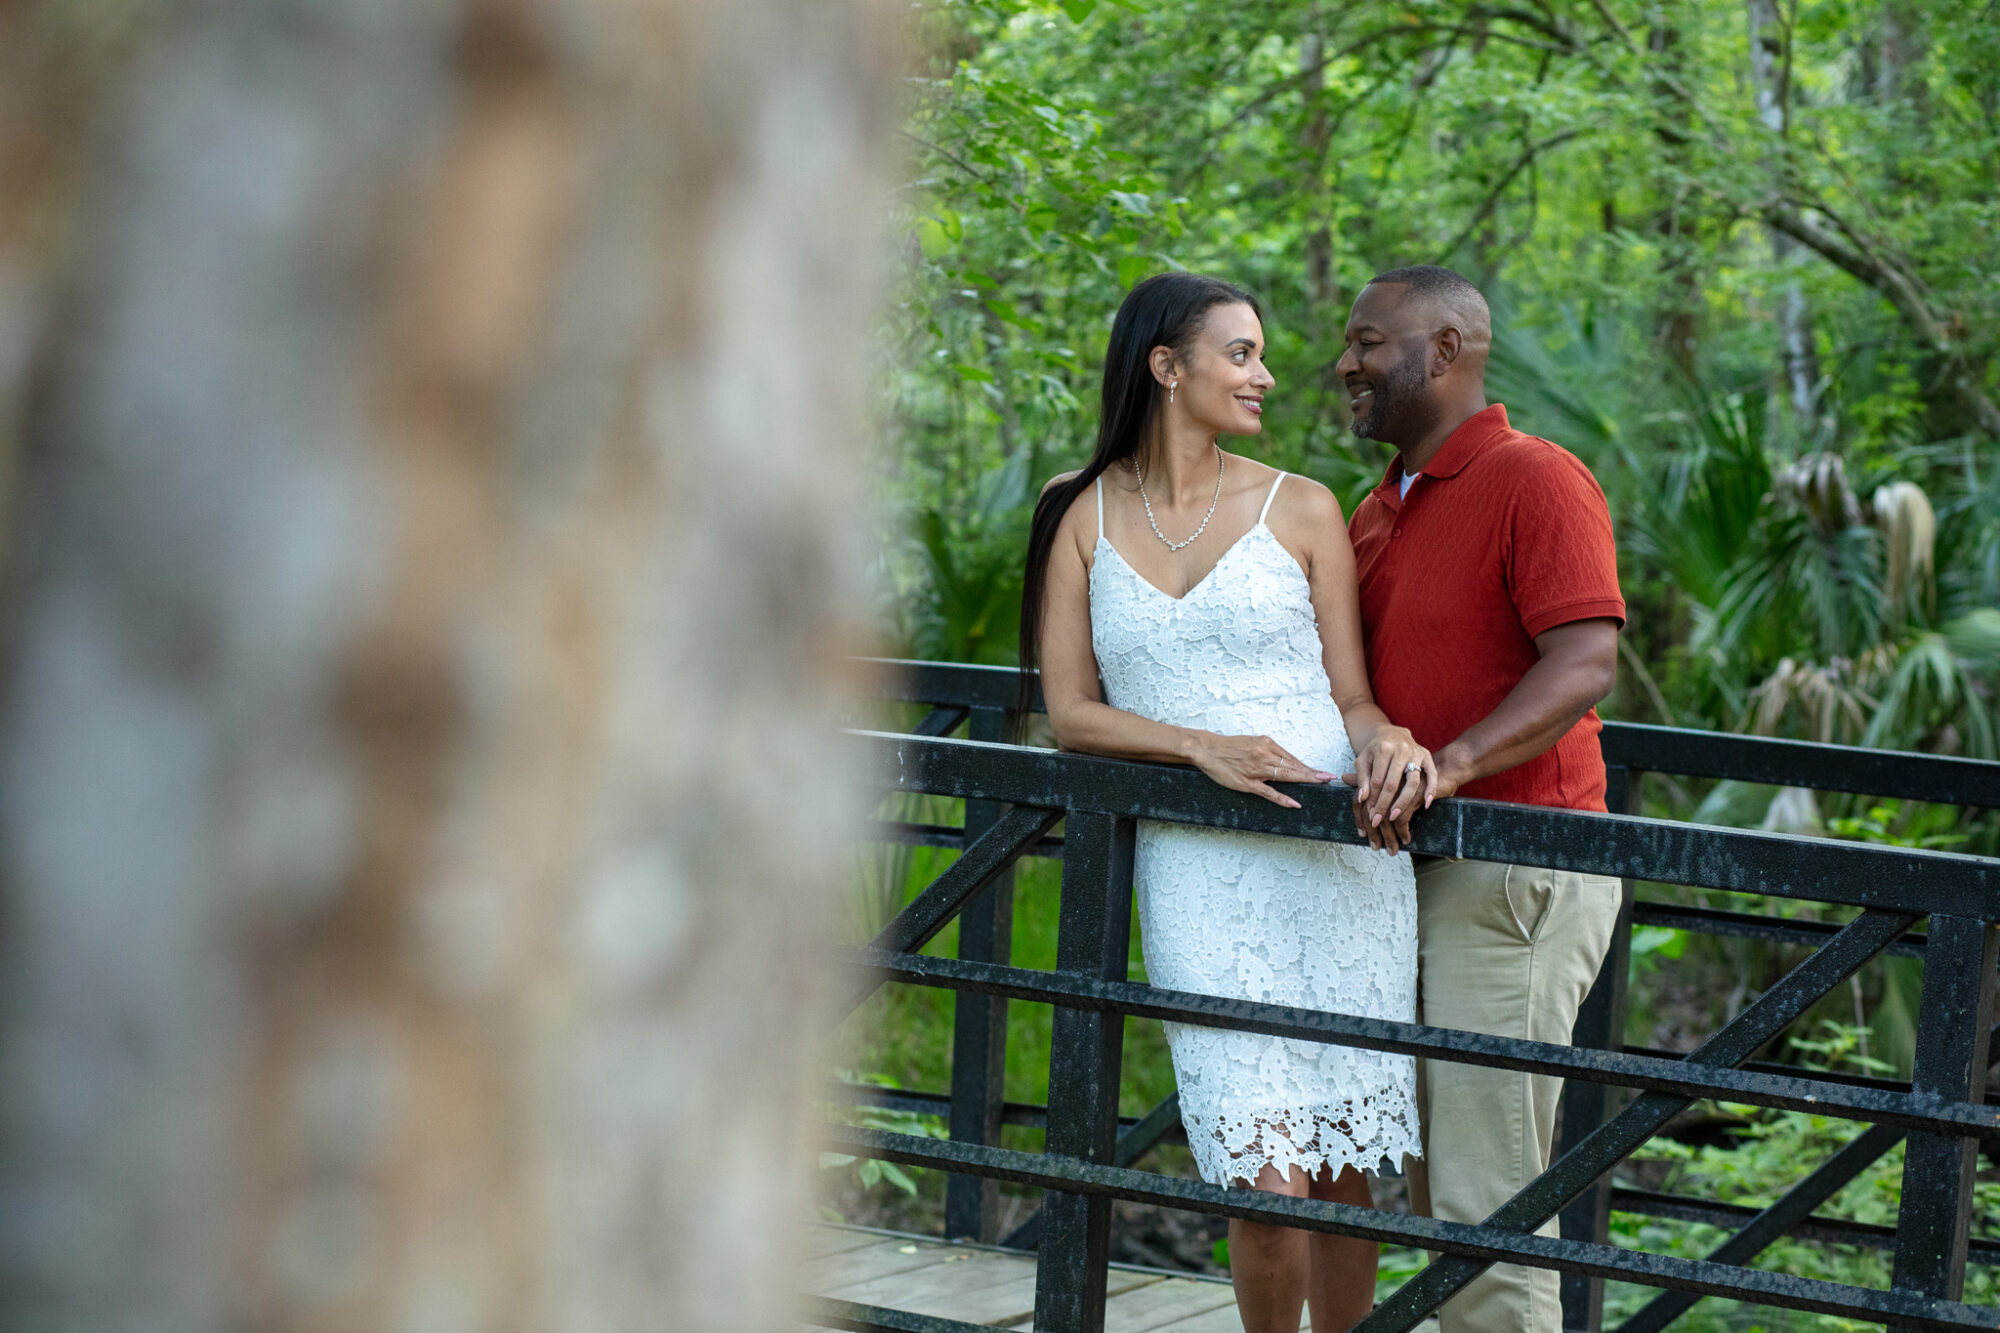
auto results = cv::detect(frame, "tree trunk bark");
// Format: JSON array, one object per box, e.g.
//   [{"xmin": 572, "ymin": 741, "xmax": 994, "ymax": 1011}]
[
  {"xmin": 1747, "ymin": 0, "xmax": 1822, "ymax": 429},
  {"xmin": 0, "ymin": 3, "xmax": 896, "ymax": 1331},
  {"xmin": 1298, "ymin": 22, "xmax": 1340, "ymax": 411},
  {"xmin": 1645, "ymin": 2, "xmax": 1702, "ymax": 376}
]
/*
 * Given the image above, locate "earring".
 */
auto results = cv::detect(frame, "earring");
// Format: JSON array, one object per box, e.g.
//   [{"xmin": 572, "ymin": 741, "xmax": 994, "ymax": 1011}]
[{"xmin": 1169, "ymin": 379, "xmax": 1177, "ymax": 404}]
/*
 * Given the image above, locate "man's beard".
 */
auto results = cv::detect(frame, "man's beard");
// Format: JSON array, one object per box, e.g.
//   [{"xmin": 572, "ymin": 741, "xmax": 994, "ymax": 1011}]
[{"xmin": 1350, "ymin": 353, "xmax": 1439, "ymax": 445}]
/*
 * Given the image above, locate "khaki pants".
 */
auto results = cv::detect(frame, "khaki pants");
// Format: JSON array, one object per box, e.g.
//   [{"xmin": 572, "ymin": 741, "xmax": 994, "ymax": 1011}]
[{"xmin": 1402, "ymin": 858, "xmax": 1622, "ymax": 1333}]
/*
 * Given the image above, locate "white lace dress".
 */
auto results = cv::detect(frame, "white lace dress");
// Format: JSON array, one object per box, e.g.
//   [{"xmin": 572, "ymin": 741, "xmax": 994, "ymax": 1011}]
[{"xmin": 1088, "ymin": 473, "xmax": 1420, "ymax": 1187}]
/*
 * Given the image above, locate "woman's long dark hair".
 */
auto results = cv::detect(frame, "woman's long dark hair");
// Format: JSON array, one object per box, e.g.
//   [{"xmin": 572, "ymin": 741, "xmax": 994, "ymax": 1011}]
[{"xmin": 1018, "ymin": 272, "xmax": 1259, "ymax": 716}]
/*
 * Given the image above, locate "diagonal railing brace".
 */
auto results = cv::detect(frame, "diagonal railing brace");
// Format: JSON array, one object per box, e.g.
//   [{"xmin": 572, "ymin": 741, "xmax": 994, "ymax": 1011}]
[
  {"xmin": 1353, "ymin": 908, "xmax": 1921, "ymax": 1333},
  {"xmin": 1001, "ymin": 1091, "xmax": 1184, "ymax": 1250},
  {"xmin": 1618, "ymin": 1015, "xmax": 2000, "ymax": 1333},
  {"xmin": 841, "ymin": 803, "xmax": 1062, "ymax": 1018}
]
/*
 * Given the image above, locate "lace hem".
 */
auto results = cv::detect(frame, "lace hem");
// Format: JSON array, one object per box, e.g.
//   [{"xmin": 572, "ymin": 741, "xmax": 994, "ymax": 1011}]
[{"xmin": 1183, "ymin": 1096, "xmax": 1423, "ymax": 1188}]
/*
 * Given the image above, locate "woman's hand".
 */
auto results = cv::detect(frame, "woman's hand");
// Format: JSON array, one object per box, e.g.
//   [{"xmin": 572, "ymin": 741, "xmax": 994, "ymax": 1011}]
[
  {"xmin": 1342, "ymin": 727, "xmax": 1437, "ymax": 852},
  {"xmin": 1187, "ymin": 732, "xmax": 1335, "ymax": 809}
]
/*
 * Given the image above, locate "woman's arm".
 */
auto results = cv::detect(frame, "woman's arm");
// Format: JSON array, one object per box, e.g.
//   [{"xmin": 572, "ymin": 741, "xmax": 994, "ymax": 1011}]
[
  {"xmin": 1286, "ymin": 481, "xmax": 1435, "ymax": 850},
  {"xmin": 1038, "ymin": 486, "xmax": 1333, "ymax": 809}
]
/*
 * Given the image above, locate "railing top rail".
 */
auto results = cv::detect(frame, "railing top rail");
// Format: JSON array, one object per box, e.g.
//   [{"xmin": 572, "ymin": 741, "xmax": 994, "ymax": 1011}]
[
  {"xmin": 856, "ymin": 657, "xmax": 2000, "ymax": 811},
  {"xmin": 861, "ymin": 729, "xmax": 2000, "ymax": 919}
]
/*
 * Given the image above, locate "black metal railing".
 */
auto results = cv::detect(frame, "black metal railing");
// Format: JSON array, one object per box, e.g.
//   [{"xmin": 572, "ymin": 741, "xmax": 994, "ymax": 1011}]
[{"xmin": 823, "ymin": 659, "xmax": 2000, "ymax": 1333}]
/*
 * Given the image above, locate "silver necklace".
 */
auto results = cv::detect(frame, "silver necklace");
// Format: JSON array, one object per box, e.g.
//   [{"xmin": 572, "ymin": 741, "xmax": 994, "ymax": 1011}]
[{"xmin": 1133, "ymin": 445, "xmax": 1225, "ymax": 551}]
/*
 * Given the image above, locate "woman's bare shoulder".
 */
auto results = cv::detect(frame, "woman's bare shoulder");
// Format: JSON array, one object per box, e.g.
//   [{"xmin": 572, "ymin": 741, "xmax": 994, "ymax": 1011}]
[
  {"xmin": 1269, "ymin": 471, "xmax": 1346, "ymax": 527},
  {"xmin": 1040, "ymin": 469, "xmax": 1098, "ymax": 552}
]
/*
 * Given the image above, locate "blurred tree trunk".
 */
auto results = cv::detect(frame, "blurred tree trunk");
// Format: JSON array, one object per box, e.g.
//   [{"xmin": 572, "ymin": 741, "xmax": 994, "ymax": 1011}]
[
  {"xmin": 1297, "ymin": 20, "xmax": 1340, "ymax": 414},
  {"xmin": 1746, "ymin": 0, "xmax": 1822, "ymax": 431},
  {"xmin": 1644, "ymin": 2, "xmax": 1702, "ymax": 376},
  {"xmin": 0, "ymin": 2, "xmax": 894, "ymax": 1331}
]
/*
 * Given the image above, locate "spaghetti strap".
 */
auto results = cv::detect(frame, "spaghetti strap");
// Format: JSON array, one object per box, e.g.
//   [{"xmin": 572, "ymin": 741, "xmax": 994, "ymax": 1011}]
[
  {"xmin": 1095, "ymin": 476, "xmax": 1105, "ymax": 542},
  {"xmin": 1259, "ymin": 471, "xmax": 1287, "ymax": 524}
]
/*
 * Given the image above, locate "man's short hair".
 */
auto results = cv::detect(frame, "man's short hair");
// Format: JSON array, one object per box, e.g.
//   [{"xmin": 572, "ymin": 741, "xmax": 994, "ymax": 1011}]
[
  {"xmin": 1365, "ymin": 264, "xmax": 1491, "ymax": 347},
  {"xmin": 1366, "ymin": 264, "xmax": 1487, "ymax": 312}
]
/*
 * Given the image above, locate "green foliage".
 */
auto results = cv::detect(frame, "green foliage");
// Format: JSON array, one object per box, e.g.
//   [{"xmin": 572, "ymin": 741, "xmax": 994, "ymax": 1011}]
[
  {"xmin": 879, "ymin": 0, "xmax": 1998, "ymax": 759},
  {"xmin": 821, "ymin": 1072, "xmax": 949, "ymax": 1197},
  {"xmin": 1607, "ymin": 1024, "xmax": 2000, "ymax": 1330},
  {"xmin": 856, "ymin": 1, "xmax": 2000, "ymax": 1298},
  {"xmin": 838, "ymin": 822, "xmax": 1181, "ymax": 1124}
]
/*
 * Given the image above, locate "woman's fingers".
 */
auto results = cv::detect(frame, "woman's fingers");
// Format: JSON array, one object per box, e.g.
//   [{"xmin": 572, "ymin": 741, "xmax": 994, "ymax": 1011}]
[
  {"xmin": 1368, "ymin": 747, "xmax": 1403, "ymax": 827},
  {"xmin": 1198, "ymin": 736, "xmax": 1341, "ymax": 806},
  {"xmin": 1265, "ymin": 741, "xmax": 1326, "ymax": 782},
  {"xmin": 1247, "ymin": 779, "xmax": 1301, "ymax": 809},
  {"xmin": 1386, "ymin": 762, "xmax": 1423, "ymax": 822}
]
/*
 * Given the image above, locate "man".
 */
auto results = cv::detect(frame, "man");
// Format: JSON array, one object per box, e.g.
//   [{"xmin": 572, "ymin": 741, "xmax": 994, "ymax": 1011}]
[{"xmin": 1336, "ymin": 264, "xmax": 1625, "ymax": 1333}]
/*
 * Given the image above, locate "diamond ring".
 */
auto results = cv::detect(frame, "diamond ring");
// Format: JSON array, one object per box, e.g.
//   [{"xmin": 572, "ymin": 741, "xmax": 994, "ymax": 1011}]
[{"xmin": 1404, "ymin": 761, "xmax": 1422, "ymax": 774}]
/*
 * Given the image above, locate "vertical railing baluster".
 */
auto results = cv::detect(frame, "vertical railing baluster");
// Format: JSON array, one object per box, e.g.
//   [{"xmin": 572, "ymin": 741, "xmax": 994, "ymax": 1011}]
[
  {"xmin": 1558, "ymin": 765, "xmax": 1642, "ymax": 1333},
  {"xmin": 1887, "ymin": 913, "xmax": 1998, "ymax": 1331},
  {"xmin": 1033, "ymin": 808, "xmax": 1135, "ymax": 1333},
  {"xmin": 945, "ymin": 705, "xmax": 1018, "ymax": 1241}
]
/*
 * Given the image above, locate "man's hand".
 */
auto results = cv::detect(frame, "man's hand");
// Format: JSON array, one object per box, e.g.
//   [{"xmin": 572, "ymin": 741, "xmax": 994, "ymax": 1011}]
[{"xmin": 1340, "ymin": 728, "xmax": 1435, "ymax": 853}]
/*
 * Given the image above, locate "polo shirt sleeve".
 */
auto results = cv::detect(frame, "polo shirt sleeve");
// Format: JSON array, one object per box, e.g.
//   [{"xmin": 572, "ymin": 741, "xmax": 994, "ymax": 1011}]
[{"xmin": 1505, "ymin": 446, "xmax": 1626, "ymax": 639}]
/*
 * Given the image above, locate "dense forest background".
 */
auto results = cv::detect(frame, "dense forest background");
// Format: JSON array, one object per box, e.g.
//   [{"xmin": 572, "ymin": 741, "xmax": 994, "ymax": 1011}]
[
  {"xmin": 876, "ymin": 0, "xmax": 1998, "ymax": 777},
  {"xmin": 840, "ymin": 1, "xmax": 1998, "ymax": 1323}
]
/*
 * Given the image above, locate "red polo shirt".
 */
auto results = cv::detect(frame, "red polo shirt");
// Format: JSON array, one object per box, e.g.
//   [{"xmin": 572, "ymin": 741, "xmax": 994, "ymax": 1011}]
[{"xmin": 1348, "ymin": 404, "xmax": 1625, "ymax": 810}]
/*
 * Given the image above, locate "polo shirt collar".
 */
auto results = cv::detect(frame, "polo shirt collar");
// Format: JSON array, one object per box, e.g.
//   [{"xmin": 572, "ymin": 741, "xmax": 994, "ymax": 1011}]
[
  {"xmin": 1367, "ymin": 402, "xmax": 1511, "ymax": 509},
  {"xmin": 1421, "ymin": 402, "xmax": 1511, "ymax": 478}
]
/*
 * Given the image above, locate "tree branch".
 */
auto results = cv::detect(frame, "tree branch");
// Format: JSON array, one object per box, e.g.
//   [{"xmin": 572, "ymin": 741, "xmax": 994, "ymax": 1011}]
[
  {"xmin": 1435, "ymin": 127, "xmax": 1583, "ymax": 263},
  {"xmin": 1762, "ymin": 200, "xmax": 2000, "ymax": 437},
  {"xmin": 1466, "ymin": 5, "xmax": 1582, "ymax": 48},
  {"xmin": 899, "ymin": 128, "xmax": 990, "ymax": 185},
  {"xmin": 1586, "ymin": 0, "xmax": 1640, "ymax": 53}
]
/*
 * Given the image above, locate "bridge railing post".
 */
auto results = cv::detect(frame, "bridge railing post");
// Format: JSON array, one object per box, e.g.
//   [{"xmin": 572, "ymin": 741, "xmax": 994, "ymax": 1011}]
[
  {"xmin": 1033, "ymin": 808, "xmax": 1134, "ymax": 1333},
  {"xmin": 1558, "ymin": 765, "xmax": 1641, "ymax": 1333},
  {"xmin": 944, "ymin": 704, "xmax": 1019, "ymax": 1241},
  {"xmin": 1888, "ymin": 913, "xmax": 1999, "ymax": 1331}
]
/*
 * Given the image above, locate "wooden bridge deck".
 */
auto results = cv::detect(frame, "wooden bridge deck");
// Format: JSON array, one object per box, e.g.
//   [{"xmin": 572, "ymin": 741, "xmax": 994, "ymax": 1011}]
[
  {"xmin": 804, "ymin": 1224, "xmax": 1244, "ymax": 1330},
  {"xmin": 806, "ymin": 1224, "xmax": 1444, "ymax": 1331}
]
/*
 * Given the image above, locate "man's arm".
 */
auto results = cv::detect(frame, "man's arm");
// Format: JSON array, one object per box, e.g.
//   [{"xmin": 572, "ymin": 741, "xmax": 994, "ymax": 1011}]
[{"xmin": 1429, "ymin": 618, "xmax": 1620, "ymax": 801}]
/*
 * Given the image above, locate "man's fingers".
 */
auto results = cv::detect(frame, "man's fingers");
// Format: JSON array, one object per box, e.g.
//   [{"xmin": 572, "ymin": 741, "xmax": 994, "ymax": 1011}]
[{"xmin": 1387, "ymin": 802, "xmax": 1417, "ymax": 848}]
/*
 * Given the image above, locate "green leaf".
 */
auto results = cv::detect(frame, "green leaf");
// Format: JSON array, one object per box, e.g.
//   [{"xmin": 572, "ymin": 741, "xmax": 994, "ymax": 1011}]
[
  {"xmin": 953, "ymin": 364, "xmax": 996, "ymax": 383},
  {"xmin": 916, "ymin": 217, "xmax": 954, "ymax": 261},
  {"xmin": 1117, "ymin": 254, "xmax": 1153, "ymax": 289},
  {"xmin": 1061, "ymin": 0, "xmax": 1098, "ymax": 21}
]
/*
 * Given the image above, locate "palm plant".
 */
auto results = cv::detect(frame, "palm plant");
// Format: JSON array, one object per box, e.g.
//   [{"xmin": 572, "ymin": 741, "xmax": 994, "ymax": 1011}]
[{"xmin": 899, "ymin": 449, "xmax": 1036, "ymax": 666}]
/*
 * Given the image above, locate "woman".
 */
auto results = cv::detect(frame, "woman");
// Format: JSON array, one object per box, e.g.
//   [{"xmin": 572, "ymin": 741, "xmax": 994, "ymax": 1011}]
[{"xmin": 1020, "ymin": 273, "xmax": 1433, "ymax": 1333}]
